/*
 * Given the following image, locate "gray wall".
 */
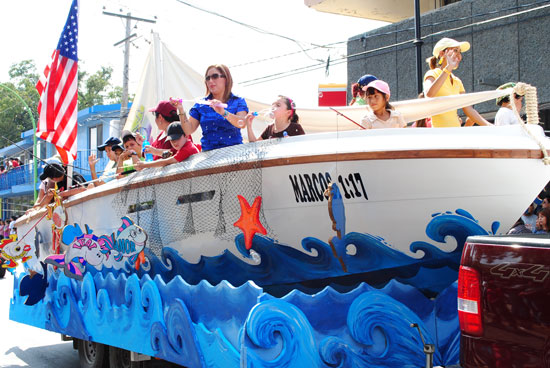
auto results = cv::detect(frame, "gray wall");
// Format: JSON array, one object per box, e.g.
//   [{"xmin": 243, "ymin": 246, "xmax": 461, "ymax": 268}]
[{"xmin": 347, "ymin": 0, "xmax": 550, "ymax": 123}]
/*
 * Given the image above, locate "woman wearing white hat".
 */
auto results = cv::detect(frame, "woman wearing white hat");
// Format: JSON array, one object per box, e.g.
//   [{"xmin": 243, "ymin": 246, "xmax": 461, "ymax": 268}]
[{"xmin": 423, "ymin": 37, "xmax": 492, "ymax": 128}]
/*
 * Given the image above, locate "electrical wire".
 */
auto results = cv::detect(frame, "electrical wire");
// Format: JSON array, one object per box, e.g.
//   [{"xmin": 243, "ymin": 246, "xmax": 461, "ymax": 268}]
[
  {"xmin": 240, "ymin": 2, "xmax": 550, "ymax": 86},
  {"xmin": 174, "ymin": 0, "xmax": 329, "ymax": 63},
  {"xmin": 229, "ymin": 41, "xmax": 347, "ymax": 68}
]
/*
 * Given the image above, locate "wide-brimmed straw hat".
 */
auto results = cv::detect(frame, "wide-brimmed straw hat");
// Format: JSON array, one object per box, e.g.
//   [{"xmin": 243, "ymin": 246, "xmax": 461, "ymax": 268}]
[{"xmin": 432, "ymin": 37, "xmax": 470, "ymax": 57}]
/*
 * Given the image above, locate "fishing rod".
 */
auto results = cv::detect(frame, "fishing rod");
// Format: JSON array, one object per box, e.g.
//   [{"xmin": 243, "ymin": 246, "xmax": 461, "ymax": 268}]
[
  {"xmin": 329, "ymin": 107, "xmax": 365, "ymax": 130},
  {"xmin": 0, "ymin": 134, "xmax": 87, "ymax": 187}
]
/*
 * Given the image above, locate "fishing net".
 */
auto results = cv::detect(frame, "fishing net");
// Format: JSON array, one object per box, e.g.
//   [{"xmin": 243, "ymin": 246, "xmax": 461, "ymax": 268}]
[{"xmin": 111, "ymin": 140, "xmax": 279, "ymax": 257}]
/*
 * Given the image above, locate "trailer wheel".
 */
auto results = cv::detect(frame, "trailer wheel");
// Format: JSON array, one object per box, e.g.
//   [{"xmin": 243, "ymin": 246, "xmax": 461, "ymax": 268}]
[
  {"xmin": 77, "ymin": 339, "xmax": 109, "ymax": 368},
  {"xmin": 108, "ymin": 346, "xmax": 148, "ymax": 368},
  {"xmin": 108, "ymin": 346, "xmax": 131, "ymax": 368}
]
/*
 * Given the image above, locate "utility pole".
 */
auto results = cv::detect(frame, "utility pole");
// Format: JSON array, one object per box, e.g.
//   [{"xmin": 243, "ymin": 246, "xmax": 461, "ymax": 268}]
[
  {"xmin": 103, "ymin": 11, "xmax": 156, "ymax": 132},
  {"xmin": 413, "ymin": 0, "xmax": 424, "ymax": 95}
]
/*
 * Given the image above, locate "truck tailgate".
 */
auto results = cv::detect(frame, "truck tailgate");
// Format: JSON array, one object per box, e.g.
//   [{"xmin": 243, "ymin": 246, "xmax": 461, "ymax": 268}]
[{"xmin": 460, "ymin": 235, "xmax": 550, "ymax": 367}]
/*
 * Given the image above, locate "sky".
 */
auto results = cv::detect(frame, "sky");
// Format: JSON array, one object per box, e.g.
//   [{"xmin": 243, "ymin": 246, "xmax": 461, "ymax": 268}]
[{"xmin": 0, "ymin": 0, "xmax": 387, "ymax": 108}]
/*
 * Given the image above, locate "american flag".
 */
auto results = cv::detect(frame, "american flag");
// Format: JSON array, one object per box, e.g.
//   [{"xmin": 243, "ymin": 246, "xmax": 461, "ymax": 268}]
[{"xmin": 36, "ymin": 0, "xmax": 79, "ymax": 162}]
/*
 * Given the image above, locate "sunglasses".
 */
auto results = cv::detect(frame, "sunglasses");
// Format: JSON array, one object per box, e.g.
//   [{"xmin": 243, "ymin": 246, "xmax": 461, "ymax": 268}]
[
  {"xmin": 514, "ymin": 94, "xmax": 523, "ymax": 100},
  {"xmin": 205, "ymin": 73, "xmax": 225, "ymax": 82}
]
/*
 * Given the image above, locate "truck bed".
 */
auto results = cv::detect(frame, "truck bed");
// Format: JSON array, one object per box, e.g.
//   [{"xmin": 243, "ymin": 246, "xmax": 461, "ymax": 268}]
[{"xmin": 459, "ymin": 234, "xmax": 550, "ymax": 367}]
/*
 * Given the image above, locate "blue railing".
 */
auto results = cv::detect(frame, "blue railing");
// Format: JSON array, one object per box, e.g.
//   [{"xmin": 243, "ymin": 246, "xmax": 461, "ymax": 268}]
[
  {"xmin": 0, "ymin": 164, "xmax": 33, "ymax": 191},
  {"xmin": 72, "ymin": 150, "xmax": 110, "ymax": 181},
  {"xmin": 0, "ymin": 150, "xmax": 111, "ymax": 192}
]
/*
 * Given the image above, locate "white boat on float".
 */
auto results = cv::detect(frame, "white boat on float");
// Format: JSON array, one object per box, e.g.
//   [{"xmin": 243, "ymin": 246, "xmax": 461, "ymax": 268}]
[{"xmin": 16, "ymin": 85, "xmax": 550, "ymax": 294}]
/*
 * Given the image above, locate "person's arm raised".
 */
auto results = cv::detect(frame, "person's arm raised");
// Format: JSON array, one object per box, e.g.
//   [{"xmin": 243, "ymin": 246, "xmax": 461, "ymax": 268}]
[
  {"xmin": 463, "ymin": 105, "xmax": 493, "ymax": 126},
  {"xmin": 172, "ymin": 98, "xmax": 200, "ymax": 136},
  {"xmin": 245, "ymin": 114, "xmax": 261, "ymax": 142}
]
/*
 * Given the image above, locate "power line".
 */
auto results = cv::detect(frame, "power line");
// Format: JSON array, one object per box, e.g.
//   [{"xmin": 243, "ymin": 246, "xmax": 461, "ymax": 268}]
[
  {"xmin": 174, "ymin": 0, "xmax": 329, "ymax": 63},
  {"xmin": 240, "ymin": 2, "xmax": 550, "ymax": 86},
  {"xmin": 232, "ymin": 0, "xmax": 549, "ymax": 71},
  {"xmin": 229, "ymin": 41, "xmax": 347, "ymax": 68}
]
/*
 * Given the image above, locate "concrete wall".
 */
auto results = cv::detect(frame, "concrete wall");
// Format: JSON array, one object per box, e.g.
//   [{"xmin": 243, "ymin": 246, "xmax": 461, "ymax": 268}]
[{"xmin": 347, "ymin": 0, "xmax": 550, "ymax": 124}]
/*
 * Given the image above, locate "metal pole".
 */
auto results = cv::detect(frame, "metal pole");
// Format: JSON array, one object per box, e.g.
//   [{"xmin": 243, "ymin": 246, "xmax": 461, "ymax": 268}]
[
  {"xmin": 413, "ymin": 0, "xmax": 424, "ymax": 94},
  {"xmin": 120, "ymin": 12, "xmax": 131, "ymax": 131},
  {"xmin": 103, "ymin": 11, "xmax": 156, "ymax": 133},
  {"xmin": 0, "ymin": 84, "xmax": 38, "ymax": 201}
]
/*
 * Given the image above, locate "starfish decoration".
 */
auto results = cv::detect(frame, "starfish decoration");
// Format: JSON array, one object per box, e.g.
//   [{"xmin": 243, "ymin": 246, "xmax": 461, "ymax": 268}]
[{"xmin": 233, "ymin": 195, "xmax": 267, "ymax": 250}]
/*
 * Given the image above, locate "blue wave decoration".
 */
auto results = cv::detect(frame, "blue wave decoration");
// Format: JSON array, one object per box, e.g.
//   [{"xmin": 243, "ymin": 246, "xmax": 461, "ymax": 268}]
[
  {"xmin": 10, "ymin": 267, "xmax": 460, "ymax": 367},
  {"xmin": 10, "ymin": 208, "xmax": 483, "ymax": 366},
  {"xmin": 130, "ymin": 209, "xmax": 495, "ymax": 296}
]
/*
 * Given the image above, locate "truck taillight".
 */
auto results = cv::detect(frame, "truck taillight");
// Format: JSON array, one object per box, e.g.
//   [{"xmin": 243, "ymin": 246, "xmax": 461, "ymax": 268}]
[{"xmin": 458, "ymin": 265, "xmax": 483, "ymax": 336}]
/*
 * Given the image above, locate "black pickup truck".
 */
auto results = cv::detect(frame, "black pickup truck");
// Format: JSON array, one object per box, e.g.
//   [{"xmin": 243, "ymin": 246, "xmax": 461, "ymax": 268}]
[{"xmin": 459, "ymin": 234, "xmax": 550, "ymax": 367}]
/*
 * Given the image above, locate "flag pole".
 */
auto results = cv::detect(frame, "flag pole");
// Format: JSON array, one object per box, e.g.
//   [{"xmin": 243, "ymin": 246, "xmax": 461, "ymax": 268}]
[{"xmin": 0, "ymin": 83, "xmax": 38, "ymax": 201}]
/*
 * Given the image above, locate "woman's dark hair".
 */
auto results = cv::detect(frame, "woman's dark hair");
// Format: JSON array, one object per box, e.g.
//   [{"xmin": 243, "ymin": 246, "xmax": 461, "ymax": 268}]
[
  {"xmin": 497, "ymin": 96, "xmax": 510, "ymax": 106},
  {"xmin": 40, "ymin": 163, "xmax": 65, "ymax": 181},
  {"xmin": 279, "ymin": 95, "xmax": 299, "ymax": 124},
  {"xmin": 365, "ymin": 87, "xmax": 394, "ymax": 110},
  {"xmin": 156, "ymin": 110, "xmax": 179, "ymax": 123},
  {"xmin": 415, "ymin": 92, "xmax": 428, "ymax": 127},
  {"xmin": 351, "ymin": 83, "xmax": 363, "ymax": 98},
  {"xmin": 59, "ymin": 171, "xmax": 86, "ymax": 190},
  {"xmin": 539, "ymin": 208, "xmax": 550, "ymax": 231}
]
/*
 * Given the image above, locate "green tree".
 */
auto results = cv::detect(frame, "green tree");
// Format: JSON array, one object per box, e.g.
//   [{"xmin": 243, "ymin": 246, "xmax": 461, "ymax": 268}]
[
  {"xmin": 78, "ymin": 66, "xmax": 123, "ymax": 109},
  {"xmin": 0, "ymin": 60, "xmax": 124, "ymax": 149},
  {"xmin": 0, "ymin": 60, "xmax": 39, "ymax": 149}
]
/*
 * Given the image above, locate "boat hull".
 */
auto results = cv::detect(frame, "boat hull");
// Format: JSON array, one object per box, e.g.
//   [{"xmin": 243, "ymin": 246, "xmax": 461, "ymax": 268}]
[{"xmin": 17, "ymin": 125, "xmax": 550, "ymax": 294}]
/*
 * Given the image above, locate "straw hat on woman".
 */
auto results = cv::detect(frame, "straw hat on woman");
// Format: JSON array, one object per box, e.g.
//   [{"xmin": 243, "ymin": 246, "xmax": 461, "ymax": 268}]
[{"xmin": 423, "ymin": 37, "xmax": 492, "ymax": 128}]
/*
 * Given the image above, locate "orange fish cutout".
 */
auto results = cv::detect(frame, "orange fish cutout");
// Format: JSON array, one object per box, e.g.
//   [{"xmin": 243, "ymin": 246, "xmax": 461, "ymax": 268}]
[
  {"xmin": 233, "ymin": 195, "xmax": 267, "ymax": 250},
  {"xmin": 134, "ymin": 251, "xmax": 146, "ymax": 271}
]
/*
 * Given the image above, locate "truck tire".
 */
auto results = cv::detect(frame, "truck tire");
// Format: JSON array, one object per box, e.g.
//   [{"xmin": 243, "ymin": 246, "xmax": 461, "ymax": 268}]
[
  {"xmin": 109, "ymin": 346, "xmax": 131, "ymax": 368},
  {"xmin": 77, "ymin": 339, "xmax": 109, "ymax": 368},
  {"xmin": 109, "ymin": 346, "xmax": 148, "ymax": 368}
]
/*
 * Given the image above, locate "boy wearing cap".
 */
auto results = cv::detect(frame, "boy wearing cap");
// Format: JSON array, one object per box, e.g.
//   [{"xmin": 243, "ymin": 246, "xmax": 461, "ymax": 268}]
[
  {"xmin": 494, "ymin": 82, "xmax": 524, "ymax": 126},
  {"xmin": 146, "ymin": 100, "xmax": 180, "ymax": 160},
  {"xmin": 135, "ymin": 122, "xmax": 199, "ymax": 170},
  {"xmin": 424, "ymin": 37, "xmax": 492, "ymax": 128},
  {"xmin": 88, "ymin": 136, "xmax": 122, "ymax": 186},
  {"xmin": 116, "ymin": 131, "xmax": 145, "ymax": 175},
  {"xmin": 350, "ymin": 74, "xmax": 378, "ymax": 106}
]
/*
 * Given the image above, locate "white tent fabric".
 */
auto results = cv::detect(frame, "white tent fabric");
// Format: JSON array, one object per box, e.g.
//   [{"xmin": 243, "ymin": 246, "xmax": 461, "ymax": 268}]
[{"xmin": 125, "ymin": 35, "xmax": 513, "ymax": 141}]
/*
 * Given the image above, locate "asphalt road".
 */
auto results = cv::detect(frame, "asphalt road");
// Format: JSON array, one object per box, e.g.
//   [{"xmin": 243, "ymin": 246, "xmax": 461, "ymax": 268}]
[{"xmin": 0, "ymin": 271, "xmax": 80, "ymax": 368}]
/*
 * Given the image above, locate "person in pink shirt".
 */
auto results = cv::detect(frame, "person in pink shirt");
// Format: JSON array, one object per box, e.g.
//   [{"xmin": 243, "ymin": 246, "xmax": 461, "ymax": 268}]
[{"xmin": 4, "ymin": 219, "xmax": 11, "ymax": 238}]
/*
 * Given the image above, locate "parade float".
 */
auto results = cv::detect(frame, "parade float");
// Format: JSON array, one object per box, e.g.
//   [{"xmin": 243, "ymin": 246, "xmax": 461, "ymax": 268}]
[{"xmin": 5, "ymin": 79, "xmax": 550, "ymax": 367}]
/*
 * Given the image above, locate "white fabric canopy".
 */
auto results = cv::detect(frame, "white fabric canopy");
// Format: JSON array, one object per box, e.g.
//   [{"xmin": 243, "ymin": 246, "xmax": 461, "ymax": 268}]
[{"xmin": 125, "ymin": 35, "xmax": 513, "ymax": 140}]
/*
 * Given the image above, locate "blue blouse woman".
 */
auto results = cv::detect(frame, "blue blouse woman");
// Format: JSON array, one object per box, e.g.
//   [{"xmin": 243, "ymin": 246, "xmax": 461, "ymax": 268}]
[{"xmin": 179, "ymin": 64, "xmax": 248, "ymax": 151}]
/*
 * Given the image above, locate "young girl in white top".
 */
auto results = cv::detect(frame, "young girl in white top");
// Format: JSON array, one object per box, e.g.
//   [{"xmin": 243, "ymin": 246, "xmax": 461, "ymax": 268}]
[
  {"xmin": 494, "ymin": 82, "xmax": 524, "ymax": 126},
  {"xmin": 361, "ymin": 80, "xmax": 406, "ymax": 129}
]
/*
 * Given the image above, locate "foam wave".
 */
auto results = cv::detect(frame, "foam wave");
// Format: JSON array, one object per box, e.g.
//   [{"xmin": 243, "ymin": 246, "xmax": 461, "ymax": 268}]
[{"xmin": 10, "ymin": 269, "xmax": 460, "ymax": 367}]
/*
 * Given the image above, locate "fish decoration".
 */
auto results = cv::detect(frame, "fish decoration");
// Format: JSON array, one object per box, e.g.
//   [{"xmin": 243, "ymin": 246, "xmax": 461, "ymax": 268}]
[
  {"xmin": 45, "ymin": 224, "xmax": 110, "ymax": 280},
  {"xmin": 0, "ymin": 235, "xmax": 32, "ymax": 269},
  {"xmin": 325, "ymin": 183, "xmax": 348, "ymax": 272},
  {"xmin": 99, "ymin": 216, "xmax": 148, "ymax": 270}
]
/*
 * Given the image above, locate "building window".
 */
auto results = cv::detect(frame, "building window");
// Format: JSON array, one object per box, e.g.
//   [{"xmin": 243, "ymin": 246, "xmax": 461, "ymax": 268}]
[{"xmin": 89, "ymin": 125, "xmax": 103, "ymax": 158}]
